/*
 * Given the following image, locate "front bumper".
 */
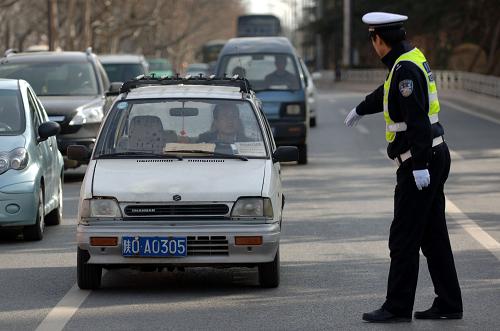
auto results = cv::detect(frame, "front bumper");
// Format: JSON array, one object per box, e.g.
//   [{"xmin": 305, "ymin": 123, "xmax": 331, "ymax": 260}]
[
  {"xmin": 0, "ymin": 190, "xmax": 37, "ymax": 227},
  {"xmin": 77, "ymin": 222, "xmax": 280, "ymax": 265},
  {"xmin": 270, "ymin": 121, "xmax": 307, "ymax": 146}
]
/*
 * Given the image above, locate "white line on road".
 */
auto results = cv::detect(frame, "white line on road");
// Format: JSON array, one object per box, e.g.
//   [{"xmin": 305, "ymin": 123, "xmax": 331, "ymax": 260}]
[
  {"xmin": 441, "ymin": 100, "xmax": 500, "ymax": 125},
  {"xmin": 63, "ymin": 196, "xmax": 80, "ymax": 201},
  {"xmin": 446, "ymin": 199, "xmax": 500, "ymax": 261},
  {"xmin": 449, "ymin": 149, "xmax": 464, "ymax": 160},
  {"xmin": 35, "ymin": 284, "xmax": 91, "ymax": 331},
  {"xmin": 356, "ymin": 124, "xmax": 370, "ymax": 135}
]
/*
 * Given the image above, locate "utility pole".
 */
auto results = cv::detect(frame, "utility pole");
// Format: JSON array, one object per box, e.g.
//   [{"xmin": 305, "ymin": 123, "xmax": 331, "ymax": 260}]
[
  {"xmin": 315, "ymin": 0, "xmax": 323, "ymax": 70},
  {"xmin": 47, "ymin": 0, "xmax": 58, "ymax": 51},
  {"xmin": 342, "ymin": 0, "xmax": 351, "ymax": 67}
]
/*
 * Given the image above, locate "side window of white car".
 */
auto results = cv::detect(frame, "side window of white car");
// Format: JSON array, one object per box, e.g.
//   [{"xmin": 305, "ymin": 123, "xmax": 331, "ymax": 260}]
[{"xmin": 27, "ymin": 89, "xmax": 42, "ymax": 138}]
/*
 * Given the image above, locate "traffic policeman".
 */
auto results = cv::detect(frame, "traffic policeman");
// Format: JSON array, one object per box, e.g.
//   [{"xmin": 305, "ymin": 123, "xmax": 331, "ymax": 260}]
[{"xmin": 345, "ymin": 12, "xmax": 463, "ymax": 322}]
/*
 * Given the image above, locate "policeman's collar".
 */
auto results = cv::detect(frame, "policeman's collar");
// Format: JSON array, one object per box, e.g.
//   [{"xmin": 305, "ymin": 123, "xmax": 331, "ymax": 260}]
[{"xmin": 381, "ymin": 40, "xmax": 413, "ymax": 69}]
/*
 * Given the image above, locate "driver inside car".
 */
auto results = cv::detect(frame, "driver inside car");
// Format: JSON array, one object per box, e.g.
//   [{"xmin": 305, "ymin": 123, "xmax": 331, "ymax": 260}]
[
  {"xmin": 264, "ymin": 55, "xmax": 299, "ymax": 90},
  {"xmin": 198, "ymin": 103, "xmax": 250, "ymax": 146}
]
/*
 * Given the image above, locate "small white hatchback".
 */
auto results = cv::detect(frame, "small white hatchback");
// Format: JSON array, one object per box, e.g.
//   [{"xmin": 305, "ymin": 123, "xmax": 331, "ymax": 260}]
[{"xmin": 69, "ymin": 77, "xmax": 298, "ymax": 289}]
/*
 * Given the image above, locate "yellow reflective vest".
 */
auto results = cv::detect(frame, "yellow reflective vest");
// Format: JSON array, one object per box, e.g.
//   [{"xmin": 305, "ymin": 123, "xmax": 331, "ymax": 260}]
[{"xmin": 383, "ymin": 48, "xmax": 440, "ymax": 142}]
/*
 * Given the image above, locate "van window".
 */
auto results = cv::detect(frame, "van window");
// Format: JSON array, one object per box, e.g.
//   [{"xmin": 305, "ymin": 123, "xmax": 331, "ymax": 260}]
[{"xmin": 220, "ymin": 54, "xmax": 300, "ymax": 91}]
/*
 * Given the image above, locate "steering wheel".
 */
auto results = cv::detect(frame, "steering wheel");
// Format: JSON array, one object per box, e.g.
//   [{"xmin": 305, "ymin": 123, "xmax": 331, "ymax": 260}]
[{"xmin": 0, "ymin": 122, "xmax": 13, "ymax": 131}]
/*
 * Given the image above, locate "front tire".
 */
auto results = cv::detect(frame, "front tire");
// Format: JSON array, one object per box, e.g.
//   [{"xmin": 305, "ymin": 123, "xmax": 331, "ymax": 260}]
[
  {"xmin": 297, "ymin": 144, "xmax": 308, "ymax": 165},
  {"xmin": 45, "ymin": 175, "xmax": 63, "ymax": 226},
  {"xmin": 77, "ymin": 247, "xmax": 102, "ymax": 289},
  {"xmin": 258, "ymin": 249, "xmax": 280, "ymax": 288},
  {"xmin": 23, "ymin": 190, "xmax": 44, "ymax": 241}
]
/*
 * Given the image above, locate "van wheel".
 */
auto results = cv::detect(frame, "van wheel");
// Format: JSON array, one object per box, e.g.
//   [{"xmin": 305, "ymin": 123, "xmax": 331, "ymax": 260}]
[
  {"xmin": 258, "ymin": 249, "xmax": 280, "ymax": 288},
  {"xmin": 77, "ymin": 247, "xmax": 102, "ymax": 289},
  {"xmin": 298, "ymin": 144, "xmax": 308, "ymax": 165},
  {"xmin": 23, "ymin": 190, "xmax": 44, "ymax": 241},
  {"xmin": 310, "ymin": 117, "xmax": 317, "ymax": 127},
  {"xmin": 45, "ymin": 176, "xmax": 63, "ymax": 226}
]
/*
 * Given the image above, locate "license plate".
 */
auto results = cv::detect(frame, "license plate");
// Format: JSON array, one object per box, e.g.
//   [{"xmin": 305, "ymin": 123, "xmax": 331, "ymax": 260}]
[{"xmin": 122, "ymin": 236, "xmax": 187, "ymax": 257}]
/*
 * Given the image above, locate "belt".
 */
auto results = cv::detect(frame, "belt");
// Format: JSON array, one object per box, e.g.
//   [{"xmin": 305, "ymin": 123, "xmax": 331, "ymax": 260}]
[{"xmin": 394, "ymin": 136, "xmax": 444, "ymax": 167}]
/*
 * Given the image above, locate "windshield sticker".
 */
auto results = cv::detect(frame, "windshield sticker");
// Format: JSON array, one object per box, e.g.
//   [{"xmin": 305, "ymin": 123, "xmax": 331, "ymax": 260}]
[
  {"xmin": 164, "ymin": 143, "xmax": 215, "ymax": 153},
  {"xmin": 235, "ymin": 142, "xmax": 266, "ymax": 156},
  {"xmin": 117, "ymin": 102, "xmax": 128, "ymax": 110}
]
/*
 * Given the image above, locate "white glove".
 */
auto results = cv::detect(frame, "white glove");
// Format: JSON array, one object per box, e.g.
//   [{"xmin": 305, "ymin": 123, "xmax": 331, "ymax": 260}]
[
  {"xmin": 344, "ymin": 108, "xmax": 362, "ymax": 127},
  {"xmin": 413, "ymin": 169, "xmax": 430, "ymax": 190}
]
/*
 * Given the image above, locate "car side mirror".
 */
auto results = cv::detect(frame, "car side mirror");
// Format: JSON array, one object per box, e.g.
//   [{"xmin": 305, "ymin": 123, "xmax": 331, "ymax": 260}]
[
  {"xmin": 37, "ymin": 121, "xmax": 60, "ymax": 143},
  {"xmin": 67, "ymin": 145, "xmax": 91, "ymax": 161},
  {"xmin": 272, "ymin": 146, "xmax": 298, "ymax": 163},
  {"xmin": 106, "ymin": 82, "xmax": 123, "ymax": 97}
]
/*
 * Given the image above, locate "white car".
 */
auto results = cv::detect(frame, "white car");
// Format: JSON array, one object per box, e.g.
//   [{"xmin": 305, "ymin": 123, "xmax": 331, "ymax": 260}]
[{"xmin": 69, "ymin": 77, "xmax": 298, "ymax": 289}]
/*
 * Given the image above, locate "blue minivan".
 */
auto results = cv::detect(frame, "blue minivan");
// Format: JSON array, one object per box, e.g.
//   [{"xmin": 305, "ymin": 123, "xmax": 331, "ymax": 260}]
[{"xmin": 215, "ymin": 37, "xmax": 309, "ymax": 164}]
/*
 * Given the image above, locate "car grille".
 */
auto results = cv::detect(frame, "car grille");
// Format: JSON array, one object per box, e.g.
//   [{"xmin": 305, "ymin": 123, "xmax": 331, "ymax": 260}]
[
  {"xmin": 124, "ymin": 204, "xmax": 230, "ymax": 217},
  {"xmin": 188, "ymin": 236, "xmax": 229, "ymax": 256}
]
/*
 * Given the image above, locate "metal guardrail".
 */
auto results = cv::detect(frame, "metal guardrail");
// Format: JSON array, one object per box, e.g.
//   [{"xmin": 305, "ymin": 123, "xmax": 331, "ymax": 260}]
[{"xmin": 314, "ymin": 69, "xmax": 500, "ymax": 98}]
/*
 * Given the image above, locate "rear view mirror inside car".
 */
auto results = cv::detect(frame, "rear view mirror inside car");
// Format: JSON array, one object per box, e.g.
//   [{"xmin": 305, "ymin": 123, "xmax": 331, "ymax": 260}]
[{"xmin": 169, "ymin": 108, "xmax": 199, "ymax": 116}]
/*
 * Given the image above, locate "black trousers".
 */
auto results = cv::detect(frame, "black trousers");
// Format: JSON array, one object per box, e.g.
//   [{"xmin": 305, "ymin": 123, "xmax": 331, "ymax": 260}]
[{"xmin": 382, "ymin": 142, "xmax": 463, "ymax": 317}]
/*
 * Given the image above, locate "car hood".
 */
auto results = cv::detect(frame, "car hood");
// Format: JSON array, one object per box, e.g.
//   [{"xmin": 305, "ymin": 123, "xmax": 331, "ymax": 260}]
[
  {"xmin": 0, "ymin": 135, "xmax": 25, "ymax": 152},
  {"xmin": 39, "ymin": 95, "xmax": 102, "ymax": 117},
  {"xmin": 92, "ymin": 159, "xmax": 267, "ymax": 202}
]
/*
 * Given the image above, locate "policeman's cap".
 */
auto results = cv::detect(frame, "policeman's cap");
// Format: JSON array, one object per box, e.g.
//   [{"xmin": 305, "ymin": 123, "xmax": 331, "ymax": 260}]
[{"xmin": 362, "ymin": 12, "xmax": 408, "ymax": 32}]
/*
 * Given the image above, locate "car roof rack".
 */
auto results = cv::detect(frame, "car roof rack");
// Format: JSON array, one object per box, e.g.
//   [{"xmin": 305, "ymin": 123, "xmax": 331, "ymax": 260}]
[{"xmin": 120, "ymin": 74, "xmax": 253, "ymax": 94}]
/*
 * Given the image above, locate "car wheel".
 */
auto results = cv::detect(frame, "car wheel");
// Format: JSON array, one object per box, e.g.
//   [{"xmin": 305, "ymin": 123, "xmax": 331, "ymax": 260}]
[
  {"xmin": 77, "ymin": 247, "xmax": 102, "ymax": 290},
  {"xmin": 23, "ymin": 190, "xmax": 44, "ymax": 241},
  {"xmin": 310, "ymin": 117, "xmax": 317, "ymax": 127},
  {"xmin": 298, "ymin": 144, "xmax": 308, "ymax": 165},
  {"xmin": 45, "ymin": 175, "xmax": 63, "ymax": 226},
  {"xmin": 258, "ymin": 249, "xmax": 280, "ymax": 288}
]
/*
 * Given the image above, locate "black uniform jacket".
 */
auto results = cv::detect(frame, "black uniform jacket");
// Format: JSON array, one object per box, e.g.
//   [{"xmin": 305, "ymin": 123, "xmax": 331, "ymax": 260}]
[{"xmin": 355, "ymin": 41, "xmax": 444, "ymax": 170}]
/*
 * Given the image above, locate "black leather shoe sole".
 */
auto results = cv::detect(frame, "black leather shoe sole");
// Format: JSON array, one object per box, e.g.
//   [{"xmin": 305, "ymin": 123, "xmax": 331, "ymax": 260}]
[
  {"xmin": 362, "ymin": 314, "xmax": 411, "ymax": 323},
  {"xmin": 414, "ymin": 311, "xmax": 463, "ymax": 320}
]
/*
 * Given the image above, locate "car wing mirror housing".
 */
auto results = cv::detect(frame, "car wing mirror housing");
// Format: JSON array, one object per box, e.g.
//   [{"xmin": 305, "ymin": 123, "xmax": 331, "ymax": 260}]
[
  {"xmin": 106, "ymin": 82, "xmax": 123, "ymax": 97},
  {"xmin": 273, "ymin": 146, "xmax": 298, "ymax": 163},
  {"xmin": 37, "ymin": 121, "xmax": 60, "ymax": 143}
]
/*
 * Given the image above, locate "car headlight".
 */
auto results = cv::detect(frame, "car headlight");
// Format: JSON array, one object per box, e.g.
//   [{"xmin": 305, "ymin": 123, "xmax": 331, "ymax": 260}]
[
  {"xmin": 69, "ymin": 104, "xmax": 104, "ymax": 125},
  {"xmin": 0, "ymin": 148, "xmax": 29, "ymax": 175},
  {"xmin": 286, "ymin": 104, "xmax": 302, "ymax": 115},
  {"xmin": 231, "ymin": 198, "xmax": 273, "ymax": 218},
  {"xmin": 79, "ymin": 198, "xmax": 122, "ymax": 219}
]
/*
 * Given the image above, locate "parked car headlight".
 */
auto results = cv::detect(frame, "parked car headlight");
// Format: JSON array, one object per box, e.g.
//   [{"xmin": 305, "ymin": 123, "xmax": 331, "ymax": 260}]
[
  {"xmin": 0, "ymin": 148, "xmax": 29, "ymax": 175},
  {"xmin": 286, "ymin": 104, "xmax": 302, "ymax": 115},
  {"xmin": 69, "ymin": 104, "xmax": 104, "ymax": 126},
  {"xmin": 231, "ymin": 198, "xmax": 273, "ymax": 218},
  {"xmin": 80, "ymin": 198, "xmax": 122, "ymax": 219}
]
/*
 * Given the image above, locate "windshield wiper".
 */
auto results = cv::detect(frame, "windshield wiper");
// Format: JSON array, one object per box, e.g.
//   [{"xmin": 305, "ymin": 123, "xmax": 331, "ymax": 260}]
[
  {"xmin": 164, "ymin": 150, "xmax": 248, "ymax": 161},
  {"xmin": 96, "ymin": 151, "xmax": 182, "ymax": 160}
]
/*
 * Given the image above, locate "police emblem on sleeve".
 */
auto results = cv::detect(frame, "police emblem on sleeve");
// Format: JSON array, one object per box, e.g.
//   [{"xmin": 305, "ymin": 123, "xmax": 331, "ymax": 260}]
[{"xmin": 399, "ymin": 79, "xmax": 413, "ymax": 97}]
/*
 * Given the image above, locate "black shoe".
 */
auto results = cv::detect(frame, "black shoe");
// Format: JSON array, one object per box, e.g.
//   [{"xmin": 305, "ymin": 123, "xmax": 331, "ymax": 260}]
[
  {"xmin": 414, "ymin": 306, "xmax": 463, "ymax": 320},
  {"xmin": 362, "ymin": 308, "xmax": 411, "ymax": 323}
]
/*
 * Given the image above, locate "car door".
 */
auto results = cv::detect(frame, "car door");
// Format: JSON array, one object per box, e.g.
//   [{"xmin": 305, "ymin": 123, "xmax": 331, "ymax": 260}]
[{"xmin": 27, "ymin": 88, "xmax": 54, "ymax": 208}]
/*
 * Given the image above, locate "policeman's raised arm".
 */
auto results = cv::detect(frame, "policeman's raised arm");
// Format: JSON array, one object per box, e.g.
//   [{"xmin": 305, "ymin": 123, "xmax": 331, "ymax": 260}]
[{"xmin": 356, "ymin": 84, "xmax": 384, "ymax": 115}]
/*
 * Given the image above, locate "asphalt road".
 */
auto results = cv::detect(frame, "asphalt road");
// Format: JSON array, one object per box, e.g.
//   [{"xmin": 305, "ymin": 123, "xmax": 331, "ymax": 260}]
[{"xmin": 1, "ymin": 85, "xmax": 499, "ymax": 330}]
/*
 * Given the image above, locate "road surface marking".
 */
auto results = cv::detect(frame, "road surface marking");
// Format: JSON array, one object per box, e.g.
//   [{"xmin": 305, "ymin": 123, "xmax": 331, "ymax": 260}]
[
  {"xmin": 356, "ymin": 124, "xmax": 370, "ymax": 135},
  {"xmin": 35, "ymin": 284, "xmax": 91, "ymax": 331},
  {"xmin": 63, "ymin": 196, "xmax": 80, "ymax": 201},
  {"xmin": 449, "ymin": 149, "xmax": 464, "ymax": 160},
  {"xmin": 441, "ymin": 100, "xmax": 500, "ymax": 125},
  {"xmin": 446, "ymin": 199, "xmax": 500, "ymax": 261}
]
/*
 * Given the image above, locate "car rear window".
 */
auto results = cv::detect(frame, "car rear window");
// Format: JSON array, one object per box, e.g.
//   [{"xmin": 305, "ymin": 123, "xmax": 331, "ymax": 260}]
[
  {"xmin": 0, "ymin": 62, "xmax": 99, "ymax": 96},
  {"xmin": 102, "ymin": 63, "xmax": 146, "ymax": 83}
]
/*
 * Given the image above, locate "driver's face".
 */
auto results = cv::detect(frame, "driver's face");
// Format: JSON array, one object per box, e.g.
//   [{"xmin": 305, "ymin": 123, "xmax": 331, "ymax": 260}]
[{"xmin": 215, "ymin": 108, "xmax": 239, "ymax": 135}]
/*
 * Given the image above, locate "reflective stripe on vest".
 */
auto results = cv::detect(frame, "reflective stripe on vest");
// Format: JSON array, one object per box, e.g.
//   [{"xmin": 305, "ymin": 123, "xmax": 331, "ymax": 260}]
[{"xmin": 383, "ymin": 48, "xmax": 440, "ymax": 142}]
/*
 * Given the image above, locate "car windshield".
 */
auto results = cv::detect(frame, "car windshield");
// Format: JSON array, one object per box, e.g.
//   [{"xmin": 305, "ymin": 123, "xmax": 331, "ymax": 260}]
[
  {"xmin": 102, "ymin": 63, "xmax": 146, "ymax": 82},
  {"xmin": 0, "ymin": 62, "xmax": 99, "ymax": 96},
  {"xmin": 94, "ymin": 98, "xmax": 268, "ymax": 159},
  {"xmin": 149, "ymin": 60, "xmax": 171, "ymax": 71},
  {"xmin": 220, "ymin": 53, "xmax": 300, "ymax": 91},
  {"xmin": 0, "ymin": 89, "xmax": 25, "ymax": 135}
]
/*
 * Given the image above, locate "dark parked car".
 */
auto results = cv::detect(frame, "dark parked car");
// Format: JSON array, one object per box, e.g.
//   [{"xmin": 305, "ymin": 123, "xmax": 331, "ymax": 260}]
[
  {"xmin": 0, "ymin": 48, "xmax": 113, "ymax": 168},
  {"xmin": 99, "ymin": 54, "xmax": 148, "ymax": 83}
]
